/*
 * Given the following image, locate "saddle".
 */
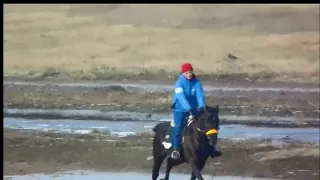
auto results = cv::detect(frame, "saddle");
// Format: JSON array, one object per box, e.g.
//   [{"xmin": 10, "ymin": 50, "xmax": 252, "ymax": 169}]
[{"xmin": 161, "ymin": 115, "xmax": 194, "ymax": 150}]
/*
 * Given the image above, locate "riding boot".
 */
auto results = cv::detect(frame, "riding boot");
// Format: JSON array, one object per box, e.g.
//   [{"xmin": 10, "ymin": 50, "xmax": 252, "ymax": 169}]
[{"xmin": 170, "ymin": 147, "xmax": 180, "ymax": 160}]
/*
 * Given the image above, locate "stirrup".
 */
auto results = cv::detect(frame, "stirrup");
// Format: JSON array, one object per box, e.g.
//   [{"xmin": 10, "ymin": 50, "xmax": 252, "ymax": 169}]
[{"xmin": 171, "ymin": 150, "xmax": 180, "ymax": 160}]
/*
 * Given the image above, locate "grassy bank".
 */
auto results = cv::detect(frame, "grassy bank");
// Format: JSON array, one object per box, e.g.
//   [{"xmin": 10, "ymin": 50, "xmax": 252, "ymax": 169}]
[
  {"xmin": 4, "ymin": 4, "xmax": 319, "ymax": 83},
  {"xmin": 4, "ymin": 129, "xmax": 319, "ymax": 179}
]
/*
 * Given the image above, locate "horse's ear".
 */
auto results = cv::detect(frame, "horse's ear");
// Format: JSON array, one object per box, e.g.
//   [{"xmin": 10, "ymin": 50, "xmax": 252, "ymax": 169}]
[{"xmin": 216, "ymin": 105, "xmax": 219, "ymax": 112}]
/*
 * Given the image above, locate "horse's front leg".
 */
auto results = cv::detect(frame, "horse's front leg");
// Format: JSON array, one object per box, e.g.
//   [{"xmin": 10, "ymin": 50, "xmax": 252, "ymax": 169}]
[
  {"xmin": 190, "ymin": 172, "xmax": 196, "ymax": 180},
  {"xmin": 189, "ymin": 161, "xmax": 205, "ymax": 180}
]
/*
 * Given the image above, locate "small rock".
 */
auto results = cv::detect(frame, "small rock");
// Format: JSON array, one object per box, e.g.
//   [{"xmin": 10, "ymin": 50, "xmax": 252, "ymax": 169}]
[{"xmin": 228, "ymin": 53, "xmax": 239, "ymax": 59}]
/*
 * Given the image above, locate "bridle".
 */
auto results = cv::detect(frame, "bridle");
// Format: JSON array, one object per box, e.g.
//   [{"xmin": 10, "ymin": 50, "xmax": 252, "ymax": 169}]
[{"xmin": 186, "ymin": 113, "xmax": 219, "ymax": 137}]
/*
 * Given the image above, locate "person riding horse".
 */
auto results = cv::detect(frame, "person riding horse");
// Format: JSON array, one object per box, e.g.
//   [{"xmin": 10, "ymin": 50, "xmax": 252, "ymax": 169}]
[{"xmin": 170, "ymin": 62, "xmax": 221, "ymax": 160}]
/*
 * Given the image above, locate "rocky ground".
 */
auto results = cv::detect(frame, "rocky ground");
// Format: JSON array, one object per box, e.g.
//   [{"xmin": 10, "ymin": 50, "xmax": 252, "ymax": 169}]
[{"xmin": 4, "ymin": 129, "xmax": 320, "ymax": 180}]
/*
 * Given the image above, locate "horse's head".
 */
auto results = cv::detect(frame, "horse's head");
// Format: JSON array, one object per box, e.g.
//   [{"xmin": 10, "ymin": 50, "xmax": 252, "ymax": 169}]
[{"xmin": 196, "ymin": 105, "xmax": 220, "ymax": 146}]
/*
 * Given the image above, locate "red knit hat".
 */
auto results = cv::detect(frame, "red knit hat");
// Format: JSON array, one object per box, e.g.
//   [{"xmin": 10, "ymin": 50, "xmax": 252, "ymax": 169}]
[{"xmin": 181, "ymin": 63, "xmax": 193, "ymax": 73}]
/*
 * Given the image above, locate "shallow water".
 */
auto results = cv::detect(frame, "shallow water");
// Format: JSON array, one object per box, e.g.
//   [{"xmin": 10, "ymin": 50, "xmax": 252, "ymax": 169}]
[
  {"xmin": 4, "ymin": 108, "xmax": 319, "ymax": 126},
  {"xmin": 4, "ymin": 108, "xmax": 168, "ymax": 122},
  {"xmin": 4, "ymin": 117, "xmax": 153, "ymax": 137},
  {"xmin": 5, "ymin": 81, "xmax": 319, "ymax": 93},
  {"xmin": 4, "ymin": 171, "xmax": 280, "ymax": 180},
  {"xmin": 4, "ymin": 117, "xmax": 320, "ymax": 143}
]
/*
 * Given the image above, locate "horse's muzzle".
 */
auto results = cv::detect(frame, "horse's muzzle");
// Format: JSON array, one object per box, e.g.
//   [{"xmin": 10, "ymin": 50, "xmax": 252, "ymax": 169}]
[{"xmin": 206, "ymin": 129, "xmax": 218, "ymax": 146}]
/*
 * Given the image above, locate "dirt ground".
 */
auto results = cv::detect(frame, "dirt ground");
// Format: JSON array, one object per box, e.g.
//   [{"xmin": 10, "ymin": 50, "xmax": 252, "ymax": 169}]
[{"xmin": 4, "ymin": 129, "xmax": 319, "ymax": 180}]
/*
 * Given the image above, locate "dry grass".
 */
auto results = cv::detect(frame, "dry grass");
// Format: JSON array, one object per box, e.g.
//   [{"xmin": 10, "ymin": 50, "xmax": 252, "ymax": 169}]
[{"xmin": 4, "ymin": 4, "xmax": 320, "ymax": 83}]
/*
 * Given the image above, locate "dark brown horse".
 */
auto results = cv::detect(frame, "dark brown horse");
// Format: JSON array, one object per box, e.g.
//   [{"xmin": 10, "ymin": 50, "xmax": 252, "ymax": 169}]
[{"xmin": 152, "ymin": 105, "xmax": 220, "ymax": 180}]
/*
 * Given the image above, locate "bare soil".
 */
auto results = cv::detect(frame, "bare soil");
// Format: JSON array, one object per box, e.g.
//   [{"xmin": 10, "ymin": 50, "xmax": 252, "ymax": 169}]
[{"xmin": 4, "ymin": 129, "xmax": 319, "ymax": 180}]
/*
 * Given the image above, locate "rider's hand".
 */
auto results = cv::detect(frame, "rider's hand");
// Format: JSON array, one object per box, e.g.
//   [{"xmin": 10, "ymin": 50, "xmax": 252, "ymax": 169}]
[
  {"xmin": 188, "ymin": 112, "xmax": 195, "ymax": 120},
  {"xmin": 198, "ymin": 106, "xmax": 205, "ymax": 111}
]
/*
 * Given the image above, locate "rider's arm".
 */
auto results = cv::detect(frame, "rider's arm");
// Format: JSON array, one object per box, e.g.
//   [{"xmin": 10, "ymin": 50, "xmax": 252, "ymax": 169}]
[
  {"xmin": 175, "ymin": 81, "xmax": 192, "ymax": 112},
  {"xmin": 195, "ymin": 81, "xmax": 205, "ymax": 109}
]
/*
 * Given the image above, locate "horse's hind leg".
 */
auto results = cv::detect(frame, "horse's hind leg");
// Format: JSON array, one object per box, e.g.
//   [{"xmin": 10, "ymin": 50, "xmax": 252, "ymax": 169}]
[
  {"xmin": 152, "ymin": 155, "xmax": 165, "ymax": 180},
  {"xmin": 160, "ymin": 158, "xmax": 182, "ymax": 180}
]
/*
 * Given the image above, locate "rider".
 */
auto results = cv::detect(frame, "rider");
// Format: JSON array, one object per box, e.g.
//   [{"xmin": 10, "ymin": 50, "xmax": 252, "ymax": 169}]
[{"xmin": 170, "ymin": 63, "xmax": 220, "ymax": 160}]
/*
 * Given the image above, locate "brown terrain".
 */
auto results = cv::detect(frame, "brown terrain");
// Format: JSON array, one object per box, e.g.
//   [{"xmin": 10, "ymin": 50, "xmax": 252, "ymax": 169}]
[{"xmin": 4, "ymin": 4, "xmax": 319, "ymax": 83}]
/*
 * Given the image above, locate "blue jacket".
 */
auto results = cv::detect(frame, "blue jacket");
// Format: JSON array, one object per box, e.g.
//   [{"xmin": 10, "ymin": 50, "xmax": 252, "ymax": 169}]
[{"xmin": 172, "ymin": 74, "xmax": 205, "ymax": 112}]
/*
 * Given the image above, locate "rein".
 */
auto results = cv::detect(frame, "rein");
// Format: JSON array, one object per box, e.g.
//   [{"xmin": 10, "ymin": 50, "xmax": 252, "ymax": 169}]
[
  {"xmin": 186, "ymin": 117, "xmax": 208, "ymax": 134},
  {"xmin": 184, "ymin": 117, "xmax": 207, "ymax": 147}
]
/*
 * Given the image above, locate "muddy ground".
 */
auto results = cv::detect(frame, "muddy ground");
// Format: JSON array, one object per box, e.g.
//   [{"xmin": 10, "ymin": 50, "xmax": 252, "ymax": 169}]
[
  {"xmin": 4, "ymin": 129, "xmax": 319, "ymax": 180},
  {"xmin": 4, "ymin": 80, "xmax": 319, "ymax": 119}
]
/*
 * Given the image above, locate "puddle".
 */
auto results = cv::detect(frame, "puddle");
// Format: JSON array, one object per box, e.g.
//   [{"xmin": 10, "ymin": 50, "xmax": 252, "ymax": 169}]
[
  {"xmin": 4, "ymin": 171, "xmax": 280, "ymax": 180},
  {"xmin": 4, "ymin": 117, "xmax": 154, "ymax": 136},
  {"xmin": 4, "ymin": 117, "xmax": 320, "ymax": 143},
  {"xmin": 5, "ymin": 81, "xmax": 319, "ymax": 93}
]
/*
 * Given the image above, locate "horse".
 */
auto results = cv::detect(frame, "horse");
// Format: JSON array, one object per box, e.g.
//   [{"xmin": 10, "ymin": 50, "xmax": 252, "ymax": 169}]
[{"xmin": 151, "ymin": 105, "xmax": 220, "ymax": 180}]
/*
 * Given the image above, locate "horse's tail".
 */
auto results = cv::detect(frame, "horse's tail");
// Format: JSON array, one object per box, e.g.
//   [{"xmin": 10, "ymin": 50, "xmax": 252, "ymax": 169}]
[{"xmin": 152, "ymin": 123, "xmax": 161, "ymax": 132}]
